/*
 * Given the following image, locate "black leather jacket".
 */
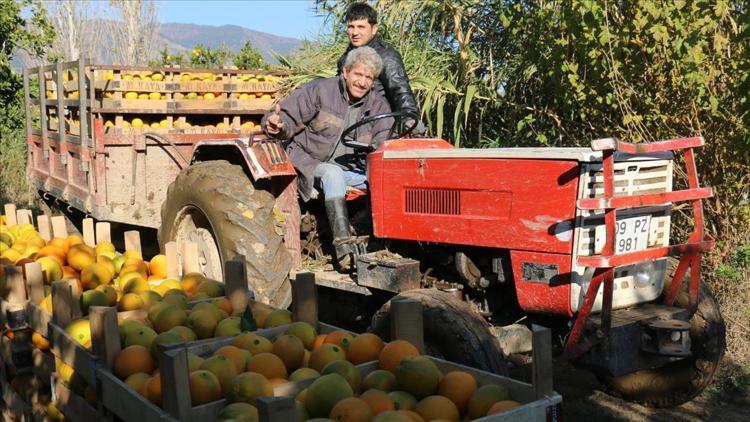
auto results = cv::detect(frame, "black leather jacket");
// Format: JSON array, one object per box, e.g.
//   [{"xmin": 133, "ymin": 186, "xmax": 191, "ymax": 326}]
[{"xmin": 337, "ymin": 35, "xmax": 420, "ymax": 117}]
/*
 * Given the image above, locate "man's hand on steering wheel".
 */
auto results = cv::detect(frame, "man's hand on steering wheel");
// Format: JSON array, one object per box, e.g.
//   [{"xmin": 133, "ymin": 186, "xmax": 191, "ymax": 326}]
[{"xmin": 339, "ymin": 110, "xmax": 420, "ymax": 151}]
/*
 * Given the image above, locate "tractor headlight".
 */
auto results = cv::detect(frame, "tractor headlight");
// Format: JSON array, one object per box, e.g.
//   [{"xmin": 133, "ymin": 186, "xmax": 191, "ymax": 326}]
[{"xmin": 635, "ymin": 262, "xmax": 655, "ymax": 287}]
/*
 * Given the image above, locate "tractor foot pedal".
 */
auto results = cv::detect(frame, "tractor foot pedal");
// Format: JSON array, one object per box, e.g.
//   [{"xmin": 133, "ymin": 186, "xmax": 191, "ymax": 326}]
[{"xmin": 641, "ymin": 319, "xmax": 691, "ymax": 357}]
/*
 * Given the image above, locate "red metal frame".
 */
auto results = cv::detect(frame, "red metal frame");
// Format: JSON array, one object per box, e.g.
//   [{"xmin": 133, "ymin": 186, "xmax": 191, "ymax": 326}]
[{"xmin": 564, "ymin": 136, "xmax": 714, "ymax": 357}]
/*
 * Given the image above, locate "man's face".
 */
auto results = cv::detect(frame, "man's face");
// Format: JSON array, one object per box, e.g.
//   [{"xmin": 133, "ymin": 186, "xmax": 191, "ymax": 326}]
[
  {"xmin": 347, "ymin": 19, "xmax": 378, "ymax": 47},
  {"xmin": 343, "ymin": 62, "xmax": 376, "ymax": 101}
]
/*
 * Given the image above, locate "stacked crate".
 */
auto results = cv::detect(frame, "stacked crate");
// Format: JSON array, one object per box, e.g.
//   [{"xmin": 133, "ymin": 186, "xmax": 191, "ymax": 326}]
[{"xmin": 26, "ymin": 59, "xmax": 285, "ymax": 141}]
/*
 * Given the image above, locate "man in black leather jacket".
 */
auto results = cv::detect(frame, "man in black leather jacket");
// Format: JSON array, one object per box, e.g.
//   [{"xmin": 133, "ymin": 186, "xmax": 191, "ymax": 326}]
[{"xmin": 337, "ymin": 3, "xmax": 425, "ymax": 134}]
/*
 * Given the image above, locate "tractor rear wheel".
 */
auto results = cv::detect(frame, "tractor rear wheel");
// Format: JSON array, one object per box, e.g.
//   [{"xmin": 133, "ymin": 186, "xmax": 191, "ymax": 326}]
[
  {"xmin": 159, "ymin": 160, "xmax": 292, "ymax": 308},
  {"xmin": 369, "ymin": 289, "xmax": 508, "ymax": 375},
  {"xmin": 598, "ymin": 258, "xmax": 726, "ymax": 407}
]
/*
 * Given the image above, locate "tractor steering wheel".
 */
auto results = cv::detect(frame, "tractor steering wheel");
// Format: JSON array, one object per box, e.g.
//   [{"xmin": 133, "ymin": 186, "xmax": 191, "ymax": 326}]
[{"xmin": 339, "ymin": 110, "xmax": 419, "ymax": 151}]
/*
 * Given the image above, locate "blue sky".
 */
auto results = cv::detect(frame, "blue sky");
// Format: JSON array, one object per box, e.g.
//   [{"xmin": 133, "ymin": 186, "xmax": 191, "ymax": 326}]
[{"xmin": 158, "ymin": 0, "xmax": 328, "ymax": 39}]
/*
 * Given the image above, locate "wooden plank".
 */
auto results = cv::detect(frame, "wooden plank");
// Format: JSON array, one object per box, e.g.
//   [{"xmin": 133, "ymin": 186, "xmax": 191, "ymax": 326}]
[
  {"xmin": 51, "ymin": 279, "xmax": 82, "ymax": 328},
  {"xmin": 159, "ymin": 345, "xmax": 192, "ymax": 421},
  {"xmin": 190, "ymin": 400, "xmax": 226, "ymax": 421},
  {"xmin": 224, "ymin": 257, "xmax": 248, "ymax": 315},
  {"xmin": 181, "ymin": 241, "xmax": 200, "ymax": 274},
  {"xmin": 82, "ymin": 217, "xmax": 95, "ymax": 246},
  {"xmin": 89, "ymin": 306, "xmax": 121, "ymax": 371},
  {"xmin": 5, "ymin": 264, "xmax": 27, "ymax": 311},
  {"xmin": 50, "ymin": 322, "xmax": 98, "ymax": 386},
  {"xmin": 97, "ymin": 368, "xmax": 171, "ymax": 422},
  {"xmin": 531, "ymin": 324, "xmax": 554, "ymax": 399},
  {"xmin": 164, "ymin": 241, "xmax": 180, "ymax": 279},
  {"xmin": 391, "ymin": 298, "xmax": 424, "ymax": 353},
  {"xmin": 16, "ymin": 209, "xmax": 32, "ymax": 225},
  {"xmin": 124, "ymin": 230, "xmax": 142, "ymax": 254},
  {"xmin": 24, "ymin": 68, "xmax": 33, "ymax": 138},
  {"xmin": 53, "ymin": 375, "xmax": 102, "ymax": 421},
  {"xmin": 25, "ymin": 261, "xmax": 46, "ymax": 305},
  {"xmin": 95, "ymin": 222, "xmax": 111, "ymax": 243},
  {"xmin": 257, "ymin": 396, "xmax": 296, "ymax": 422},
  {"xmin": 50, "ymin": 216, "xmax": 68, "ymax": 238},
  {"xmin": 77, "ymin": 57, "xmax": 89, "ymax": 148},
  {"xmin": 27, "ymin": 302, "xmax": 52, "ymax": 337},
  {"xmin": 292, "ymin": 272, "xmax": 318, "ymax": 327},
  {"xmin": 3, "ymin": 203, "xmax": 17, "ymax": 226},
  {"xmin": 37, "ymin": 214, "xmax": 52, "ymax": 240}
]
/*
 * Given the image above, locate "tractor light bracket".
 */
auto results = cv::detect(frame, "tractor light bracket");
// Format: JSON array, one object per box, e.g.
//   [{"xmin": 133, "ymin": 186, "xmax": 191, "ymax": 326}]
[{"xmin": 641, "ymin": 319, "xmax": 692, "ymax": 357}]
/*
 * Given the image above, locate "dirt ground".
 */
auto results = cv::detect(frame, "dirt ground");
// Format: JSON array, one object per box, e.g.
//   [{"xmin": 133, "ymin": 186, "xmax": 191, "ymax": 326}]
[{"xmin": 551, "ymin": 357, "xmax": 750, "ymax": 421}]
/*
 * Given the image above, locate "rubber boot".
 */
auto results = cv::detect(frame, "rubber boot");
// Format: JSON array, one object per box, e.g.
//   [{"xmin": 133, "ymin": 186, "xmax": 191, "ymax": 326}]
[{"xmin": 325, "ymin": 197, "xmax": 354, "ymax": 271}]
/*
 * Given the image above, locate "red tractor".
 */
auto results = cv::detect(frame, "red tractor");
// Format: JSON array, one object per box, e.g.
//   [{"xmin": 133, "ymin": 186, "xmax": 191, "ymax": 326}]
[{"xmin": 156, "ymin": 112, "xmax": 724, "ymax": 408}]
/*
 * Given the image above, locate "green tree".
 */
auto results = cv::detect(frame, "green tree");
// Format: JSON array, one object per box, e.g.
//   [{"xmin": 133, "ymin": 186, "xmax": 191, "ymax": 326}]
[
  {"xmin": 189, "ymin": 43, "xmax": 232, "ymax": 68},
  {"xmin": 0, "ymin": 0, "xmax": 55, "ymax": 203},
  {"xmin": 149, "ymin": 46, "xmax": 185, "ymax": 67},
  {"xmin": 233, "ymin": 40, "xmax": 266, "ymax": 70}
]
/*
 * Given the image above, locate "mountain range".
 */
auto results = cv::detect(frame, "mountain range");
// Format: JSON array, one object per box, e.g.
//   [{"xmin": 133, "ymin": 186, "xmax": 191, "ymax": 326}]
[{"xmin": 158, "ymin": 22, "xmax": 302, "ymax": 62}]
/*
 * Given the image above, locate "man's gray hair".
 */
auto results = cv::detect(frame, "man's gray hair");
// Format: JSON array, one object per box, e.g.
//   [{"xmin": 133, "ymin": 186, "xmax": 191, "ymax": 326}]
[{"xmin": 343, "ymin": 46, "xmax": 383, "ymax": 77}]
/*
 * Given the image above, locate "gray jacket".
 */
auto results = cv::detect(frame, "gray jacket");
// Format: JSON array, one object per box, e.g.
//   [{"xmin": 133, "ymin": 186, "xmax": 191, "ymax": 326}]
[{"xmin": 262, "ymin": 75, "xmax": 393, "ymax": 201}]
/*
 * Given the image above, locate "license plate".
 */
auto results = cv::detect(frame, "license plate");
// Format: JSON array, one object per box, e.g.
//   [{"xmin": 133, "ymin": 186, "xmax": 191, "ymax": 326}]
[{"xmin": 615, "ymin": 215, "xmax": 651, "ymax": 253}]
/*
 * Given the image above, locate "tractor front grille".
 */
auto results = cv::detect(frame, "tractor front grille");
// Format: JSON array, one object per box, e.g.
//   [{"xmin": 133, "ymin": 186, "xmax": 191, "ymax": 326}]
[{"xmin": 405, "ymin": 188, "xmax": 461, "ymax": 215}]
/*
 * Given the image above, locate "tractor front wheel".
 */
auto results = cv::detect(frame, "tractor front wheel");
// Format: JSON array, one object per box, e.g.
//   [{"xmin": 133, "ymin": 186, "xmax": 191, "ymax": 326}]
[
  {"xmin": 159, "ymin": 160, "xmax": 292, "ymax": 308},
  {"xmin": 369, "ymin": 288, "xmax": 508, "ymax": 375},
  {"xmin": 598, "ymin": 258, "xmax": 726, "ymax": 407}
]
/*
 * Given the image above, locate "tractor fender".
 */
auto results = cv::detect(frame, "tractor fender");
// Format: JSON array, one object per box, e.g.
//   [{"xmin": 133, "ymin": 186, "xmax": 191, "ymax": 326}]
[{"xmin": 190, "ymin": 137, "xmax": 297, "ymax": 182}]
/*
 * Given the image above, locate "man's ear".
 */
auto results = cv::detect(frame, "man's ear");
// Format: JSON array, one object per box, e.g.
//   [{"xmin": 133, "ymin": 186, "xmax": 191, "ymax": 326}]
[
  {"xmin": 342, "ymin": 66, "xmax": 349, "ymax": 80},
  {"xmin": 372, "ymin": 24, "xmax": 379, "ymax": 35}
]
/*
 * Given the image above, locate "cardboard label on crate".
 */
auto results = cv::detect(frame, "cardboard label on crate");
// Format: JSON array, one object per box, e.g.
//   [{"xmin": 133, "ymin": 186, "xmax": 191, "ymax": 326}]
[{"xmin": 167, "ymin": 81, "xmax": 227, "ymax": 92}]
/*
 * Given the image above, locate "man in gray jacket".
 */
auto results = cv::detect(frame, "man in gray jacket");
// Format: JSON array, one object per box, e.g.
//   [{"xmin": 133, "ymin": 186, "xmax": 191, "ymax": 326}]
[{"xmin": 262, "ymin": 46, "xmax": 393, "ymax": 270}]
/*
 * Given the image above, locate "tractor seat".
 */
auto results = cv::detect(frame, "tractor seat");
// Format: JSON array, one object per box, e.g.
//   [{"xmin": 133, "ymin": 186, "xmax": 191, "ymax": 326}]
[{"xmin": 346, "ymin": 187, "xmax": 368, "ymax": 201}]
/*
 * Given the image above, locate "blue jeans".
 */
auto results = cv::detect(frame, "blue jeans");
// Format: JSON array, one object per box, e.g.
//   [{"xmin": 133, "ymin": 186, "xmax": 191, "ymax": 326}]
[{"xmin": 313, "ymin": 163, "xmax": 367, "ymax": 200}]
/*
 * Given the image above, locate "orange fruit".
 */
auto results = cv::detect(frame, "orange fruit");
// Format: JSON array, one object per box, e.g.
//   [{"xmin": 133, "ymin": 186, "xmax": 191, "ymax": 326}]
[
  {"xmin": 362, "ymin": 369, "xmax": 398, "ymax": 392},
  {"xmin": 321, "ymin": 359, "xmax": 361, "ymax": 391},
  {"xmin": 67, "ymin": 243, "xmax": 96, "ymax": 271},
  {"xmin": 438, "ymin": 371, "xmax": 477, "ymax": 413},
  {"xmin": 487, "ymin": 400, "xmax": 522, "ymax": 414},
  {"xmin": 144, "ymin": 373, "xmax": 162, "ymax": 406},
  {"xmin": 148, "ymin": 254, "xmax": 168, "ymax": 278},
  {"xmin": 80, "ymin": 262, "xmax": 113, "ymax": 289},
  {"xmin": 186, "ymin": 309, "xmax": 220, "ymax": 339},
  {"xmin": 61, "ymin": 265, "xmax": 78, "ymax": 280},
  {"xmin": 197, "ymin": 279, "xmax": 225, "ymax": 297},
  {"xmin": 118, "ymin": 292, "xmax": 145, "ymax": 311},
  {"xmin": 372, "ymin": 411, "xmax": 414, "ymax": 422},
  {"xmin": 36, "ymin": 256, "xmax": 63, "ymax": 283},
  {"xmin": 348, "ymin": 333, "xmax": 385, "ymax": 364},
  {"xmin": 152, "ymin": 305, "xmax": 187, "ymax": 333},
  {"xmin": 379, "ymin": 340, "xmax": 419, "ymax": 372},
  {"xmin": 304, "ymin": 373, "xmax": 354, "ymax": 418},
  {"xmin": 181, "ymin": 272, "xmax": 206, "ymax": 294},
  {"xmin": 233, "ymin": 332, "xmax": 273, "ymax": 355},
  {"xmin": 394, "ymin": 356, "xmax": 441, "ymax": 399},
  {"xmin": 324, "ymin": 330, "xmax": 354, "ymax": 350},
  {"xmin": 272, "ymin": 334, "xmax": 306, "ymax": 371},
  {"xmin": 330, "ymin": 397, "xmax": 373, "ymax": 422},
  {"xmin": 389, "ymin": 391, "xmax": 418, "ymax": 411},
  {"xmin": 169, "ymin": 325, "xmax": 197, "ymax": 342},
  {"xmin": 66, "ymin": 235, "xmax": 83, "ymax": 248},
  {"xmin": 213, "ymin": 297, "xmax": 233, "ymax": 315},
  {"xmin": 218, "ymin": 402, "xmax": 260, "ymax": 420},
  {"xmin": 189, "ymin": 370, "xmax": 222, "ymax": 405},
  {"xmin": 114, "ymin": 345, "xmax": 155, "ymax": 379},
  {"xmin": 227, "ymin": 372, "xmax": 273, "ymax": 406},
  {"xmin": 263, "ymin": 309, "xmax": 292, "ymax": 328},
  {"xmin": 214, "ymin": 316, "xmax": 241, "ymax": 337},
  {"xmin": 285, "ymin": 321, "xmax": 317, "ymax": 349},
  {"xmin": 200, "ymin": 355, "xmax": 237, "ymax": 396},
  {"xmin": 289, "ymin": 367, "xmax": 319, "ymax": 382},
  {"xmin": 252, "ymin": 306, "xmax": 274, "ymax": 328},
  {"xmin": 32, "ymin": 331, "xmax": 50, "ymax": 350},
  {"xmin": 415, "ymin": 395, "xmax": 459, "ymax": 421},
  {"xmin": 360, "ymin": 389, "xmax": 395, "ymax": 415},
  {"xmin": 214, "ymin": 345, "xmax": 248, "ymax": 374},
  {"xmin": 124, "ymin": 372, "xmax": 151, "ymax": 394},
  {"xmin": 311, "ymin": 334, "xmax": 327, "ymax": 350},
  {"xmin": 246, "ymin": 352, "xmax": 287, "ymax": 379},
  {"xmin": 95, "ymin": 284, "xmax": 118, "ymax": 306},
  {"xmin": 466, "ymin": 384, "xmax": 512, "ymax": 419},
  {"xmin": 48, "ymin": 238, "xmax": 69, "ymax": 254},
  {"xmin": 36, "ymin": 245, "xmax": 66, "ymax": 262},
  {"xmin": 308, "ymin": 343, "xmax": 346, "ymax": 373}
]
